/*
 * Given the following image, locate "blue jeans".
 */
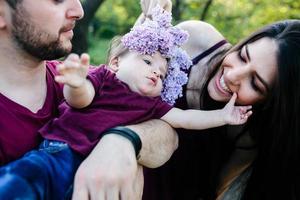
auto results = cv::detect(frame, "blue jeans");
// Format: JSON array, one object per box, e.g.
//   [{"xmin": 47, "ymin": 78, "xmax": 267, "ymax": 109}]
[{"xmin": 0, "ymin": 140, "xmax": 83, "ymax": 200}]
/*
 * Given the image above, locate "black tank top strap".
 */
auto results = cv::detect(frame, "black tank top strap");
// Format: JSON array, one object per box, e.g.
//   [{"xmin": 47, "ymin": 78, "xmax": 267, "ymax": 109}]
[
  {"xmin": 192, "ymin": 39, "xmax": 228, "ymax": 65},
  {"xmin": 175, "ymin": 39, "xmax": 228, "ymax": 109}
]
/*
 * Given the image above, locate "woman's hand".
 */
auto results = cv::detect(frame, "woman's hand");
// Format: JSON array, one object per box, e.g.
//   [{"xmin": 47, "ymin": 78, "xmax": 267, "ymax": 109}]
[{"xmin": 141, "ymin": 0, "xmax": 172, "ymax": 18}]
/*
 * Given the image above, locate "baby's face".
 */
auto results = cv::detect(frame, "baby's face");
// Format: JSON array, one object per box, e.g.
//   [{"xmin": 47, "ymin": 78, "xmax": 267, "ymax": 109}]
[{"xmin": 116, "ymin": 51, "xmax": 168, "ymax": 97}]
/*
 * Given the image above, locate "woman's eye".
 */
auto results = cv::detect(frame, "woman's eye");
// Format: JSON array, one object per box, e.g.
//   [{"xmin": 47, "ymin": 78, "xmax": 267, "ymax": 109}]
[
  {"xmin": 143, "ymin": 59, "xmax": 151, "ymax": 65},
  {"xmin": 54, "ymin": 0, "xmax": 64, "ymax": 3},
  {"xmin": 238, "ymin": 48, "xmax": 246, "ymax": 63},
  {"xmin": 251, "ymin": 77, "xmax": 263, "ymax": 94}
]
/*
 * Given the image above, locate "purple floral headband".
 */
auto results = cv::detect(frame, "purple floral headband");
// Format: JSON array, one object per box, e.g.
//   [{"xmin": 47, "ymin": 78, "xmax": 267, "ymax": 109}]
[{"xmin": 121, "ymin": 5, "xmax": 192, "ymax": 105}]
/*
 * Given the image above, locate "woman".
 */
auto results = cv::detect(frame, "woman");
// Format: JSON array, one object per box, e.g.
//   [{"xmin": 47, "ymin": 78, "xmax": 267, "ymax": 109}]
[{"xmin": 141, "ymin": 1, "xmax": 300, "ymax": 199}]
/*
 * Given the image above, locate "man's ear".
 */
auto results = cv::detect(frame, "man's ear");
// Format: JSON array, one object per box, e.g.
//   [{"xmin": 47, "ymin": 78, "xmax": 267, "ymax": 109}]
[{"xmin": 108, "ymin": 56, "xmax": 120, "ymax": 72}]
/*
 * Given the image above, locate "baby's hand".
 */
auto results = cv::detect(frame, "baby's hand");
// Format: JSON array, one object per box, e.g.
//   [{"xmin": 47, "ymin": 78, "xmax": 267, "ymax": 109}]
[
  {"xmin": 222, "ymin": 93, "xmax": 252, "ymax": 125},
  {"xmin": 55, "ymin": 53, "xmax": 90, "ymax": 88}
]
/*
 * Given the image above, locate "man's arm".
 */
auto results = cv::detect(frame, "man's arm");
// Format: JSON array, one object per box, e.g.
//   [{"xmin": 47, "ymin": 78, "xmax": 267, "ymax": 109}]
[
  {"xmin": 72, "ymin": 119, "xmax": 178, "ymax": 200},
  {"xmin": 127, "ymin": 119, "xmax": 178, "ymax": 168}
]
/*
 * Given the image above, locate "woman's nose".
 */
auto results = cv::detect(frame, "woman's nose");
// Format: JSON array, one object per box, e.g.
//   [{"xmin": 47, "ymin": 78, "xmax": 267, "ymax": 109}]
[{"xmin": 225, "ymin": 64, "xmax": 250, "ymax": 86}]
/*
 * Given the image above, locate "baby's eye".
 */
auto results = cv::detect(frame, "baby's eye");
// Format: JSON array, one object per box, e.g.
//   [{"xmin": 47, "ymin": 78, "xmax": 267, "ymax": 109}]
[
  {"xmin": 143, "ymin": 59, "xmax": 151, "ymax": 65},
  {"xmin": 160, "ymin": 74, "xmax": 165, "ymax": 80}
]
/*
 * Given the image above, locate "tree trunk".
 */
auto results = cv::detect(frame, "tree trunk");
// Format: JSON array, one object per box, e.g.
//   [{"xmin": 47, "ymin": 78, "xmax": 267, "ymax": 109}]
[
  {"xmin": 172, "ymin": 0, "xmax": 182, "ymax": 21},
  {"xmin": 201, "ymin": 0, "xmax": 213, "ymax": 21},
  {"xmin": 72, "ymin": 0, "xmax": 106, "ymax": 54}
]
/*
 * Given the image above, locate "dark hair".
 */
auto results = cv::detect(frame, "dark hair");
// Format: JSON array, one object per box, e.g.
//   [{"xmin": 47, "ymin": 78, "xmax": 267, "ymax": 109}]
[
  {"xmin": 203, "ymin": 20, "xmax": 300, "ymax": 199},
  {"xmin": 242, "ymin": 19, "xmax": 300, "ymax": 200},
  {"xmin": 5, "ymin": 0, "xmax": 22, "ymax": 9}
]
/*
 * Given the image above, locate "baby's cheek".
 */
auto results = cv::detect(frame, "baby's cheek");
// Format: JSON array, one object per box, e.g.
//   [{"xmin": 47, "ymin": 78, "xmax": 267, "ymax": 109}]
[{"xmin": 158, "ymin": 82, "xmax": 164, "ymax": 92}]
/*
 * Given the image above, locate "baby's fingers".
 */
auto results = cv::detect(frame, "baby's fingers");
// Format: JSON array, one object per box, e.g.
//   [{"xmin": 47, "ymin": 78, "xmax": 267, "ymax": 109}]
[
  {"xmin": 63, "ymin": 53, "xmax": 81, "ymax": 69},
  {"xmin": 239, "ymin": 110, "xmax": 252, "ymax": 122},
  {"xmin": 66, "ymin": 53, "xmax": 80, "ymax": 62},
  {"xmin": 80, "ymin": 53, "xmax": 90, "ymax": 67},
  {"xmin": 64, "ymin": 60, "xmax": 81, "ymax": 69},
  {"xmin": 244, "ymin": 110, "xmax": 253, "ymax": 118},
  {"xmin": 228, "ymin": 93, "xmax": 237, "ymax": 106},
  {"xmin": 56, "ymin": 63, "xmax": 67, "ymax": 73},
  {"xmin": 55, "ymin": 75, "xmax": 67, "ymax": 84},
  {"xmin": 238, "ymin": 105, "xmax": 252, "ymax": 114}
]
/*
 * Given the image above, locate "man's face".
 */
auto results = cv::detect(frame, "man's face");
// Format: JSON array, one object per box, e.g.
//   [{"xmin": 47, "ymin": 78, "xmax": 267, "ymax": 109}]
[{"xmin": 10, "ymin": 0, "xmax": 83, "ymax": 60}]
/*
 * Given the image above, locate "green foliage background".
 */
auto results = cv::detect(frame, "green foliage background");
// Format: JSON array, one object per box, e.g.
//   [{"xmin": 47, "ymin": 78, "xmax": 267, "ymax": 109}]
[{"xmin": 88, "ymin": 0, "xmax": 300, "ymax": 65}]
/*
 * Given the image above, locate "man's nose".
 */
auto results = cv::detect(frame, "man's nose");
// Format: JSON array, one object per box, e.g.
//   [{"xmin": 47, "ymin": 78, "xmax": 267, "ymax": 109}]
[{"xmin": 66, "ymin": 0, "xmax": 84, "ymax": 20}]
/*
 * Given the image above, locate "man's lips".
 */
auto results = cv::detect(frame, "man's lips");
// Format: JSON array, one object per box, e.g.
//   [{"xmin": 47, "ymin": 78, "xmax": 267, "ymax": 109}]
[
  {"xmin": 60, "ymin": 23, "xmax": 76, "ymax": 33},
  {"xmin": 59, "ymin": 23, "xmax": 75, "ymax": 39}
]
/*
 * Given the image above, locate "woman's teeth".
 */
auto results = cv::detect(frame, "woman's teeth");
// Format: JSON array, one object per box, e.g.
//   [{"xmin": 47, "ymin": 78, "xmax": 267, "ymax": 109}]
[{"xmin": 220, "ymin": 75, "xmax": 232, "ymax": 93}]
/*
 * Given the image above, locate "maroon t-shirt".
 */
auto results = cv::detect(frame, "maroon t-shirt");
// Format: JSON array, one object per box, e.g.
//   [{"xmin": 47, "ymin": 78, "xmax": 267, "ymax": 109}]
[
  {"xmin": 40, "ymin": 65, "xmax": 172, "ymax": 156},
  {"xmin": 0, "ymin": 61, "xmax": 63, "ymax": 165}
]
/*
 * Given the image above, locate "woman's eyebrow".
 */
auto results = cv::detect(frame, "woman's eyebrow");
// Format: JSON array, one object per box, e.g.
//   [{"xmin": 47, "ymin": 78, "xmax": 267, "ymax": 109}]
[{"xmin": 247, "ymin": 44, "xmax": 270, "ymax": 93}]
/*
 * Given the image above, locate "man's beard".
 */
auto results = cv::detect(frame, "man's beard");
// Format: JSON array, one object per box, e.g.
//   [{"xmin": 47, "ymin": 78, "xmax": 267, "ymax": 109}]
[{"xmin": 11, "ymin": 7, "xmax": 71, "ymax": 60}]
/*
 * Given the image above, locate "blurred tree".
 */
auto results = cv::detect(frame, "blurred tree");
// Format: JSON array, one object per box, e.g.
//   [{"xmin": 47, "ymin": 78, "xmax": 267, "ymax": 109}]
[
  {"xmin": 173, "ymin": 0, "xmax": 183, "ymax": 21},
  {"xmin": 72, "ymin": 0, "xmax": 106, "ymax": 54},
  {"xmin": 178, "ymin": 0, "xmax": 299, "ymax": 43},
  {"xmin": 95, "ymin": 0, "xmax": 141, "ymax": 38},
  {"xmin": 201, "ymin": 0, "xmax": 213, "ymax": 20},
  {"xmin": 84, "ymin": 0, "xmax": 300, "ymax": 64}
]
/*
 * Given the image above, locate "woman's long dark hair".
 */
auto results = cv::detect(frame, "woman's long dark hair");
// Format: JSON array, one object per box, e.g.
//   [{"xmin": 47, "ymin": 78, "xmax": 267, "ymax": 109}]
[
  {"xmin": 201, "ymin": 20, "xmax": 300, "ymax": 199},
  {"xmin": 242, "ymin": 20, "xmax": 300, "ymax": 200}
]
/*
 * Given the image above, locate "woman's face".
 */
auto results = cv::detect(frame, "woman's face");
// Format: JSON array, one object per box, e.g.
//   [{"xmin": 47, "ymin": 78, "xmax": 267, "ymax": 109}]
[{"xmin": 207, "ymin": 37, "xmax": 278, "ymax": 105}]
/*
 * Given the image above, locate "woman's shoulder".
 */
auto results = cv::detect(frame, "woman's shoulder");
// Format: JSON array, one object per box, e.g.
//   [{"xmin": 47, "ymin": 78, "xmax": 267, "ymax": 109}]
[{"xmin": 176, "ymin": 20, "xmax": 226, "ymax": 58}]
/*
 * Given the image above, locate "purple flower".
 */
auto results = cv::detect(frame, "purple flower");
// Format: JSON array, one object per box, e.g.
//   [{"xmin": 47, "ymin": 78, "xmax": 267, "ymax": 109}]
[
  {"xmin": 169, "ymin": 27, "xmax": 189, "ymax": 46},
  {"xmin": 151, "ymin": 5, "xmax": 172, "ymax": 28},
  {"xmin": 122, "ymin": 5, "xmax": 192, "ymax": 105}
]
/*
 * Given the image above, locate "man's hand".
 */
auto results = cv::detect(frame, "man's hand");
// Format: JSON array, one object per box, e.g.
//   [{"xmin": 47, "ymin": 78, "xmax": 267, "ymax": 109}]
[
  {"xmin": 55, "ymin": 53, "xmax": 90, "ymax": 88},
  {"xmin": 72, "ymin": 120, "xmax": 178, "ymax": 199},
  {"xmin": 72, "ymin": 134, "xmax": 144, "ymax": 200}
]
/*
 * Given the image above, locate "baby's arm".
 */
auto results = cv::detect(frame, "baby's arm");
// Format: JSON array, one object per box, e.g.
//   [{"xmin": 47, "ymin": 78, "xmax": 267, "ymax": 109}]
[
  {"xmin": 161, "ymin": 93, "xmax": 252, "ymax": 129},
  {"xmin": 55, "ymin": 53, "xmax": 95, "ymax": 108}
]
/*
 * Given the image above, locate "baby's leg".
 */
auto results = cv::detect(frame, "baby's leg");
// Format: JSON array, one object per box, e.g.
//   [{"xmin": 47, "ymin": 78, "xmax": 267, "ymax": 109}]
[{"xmin": 0, "ymin": 140, "xmax": 83, "ymax": 200}]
